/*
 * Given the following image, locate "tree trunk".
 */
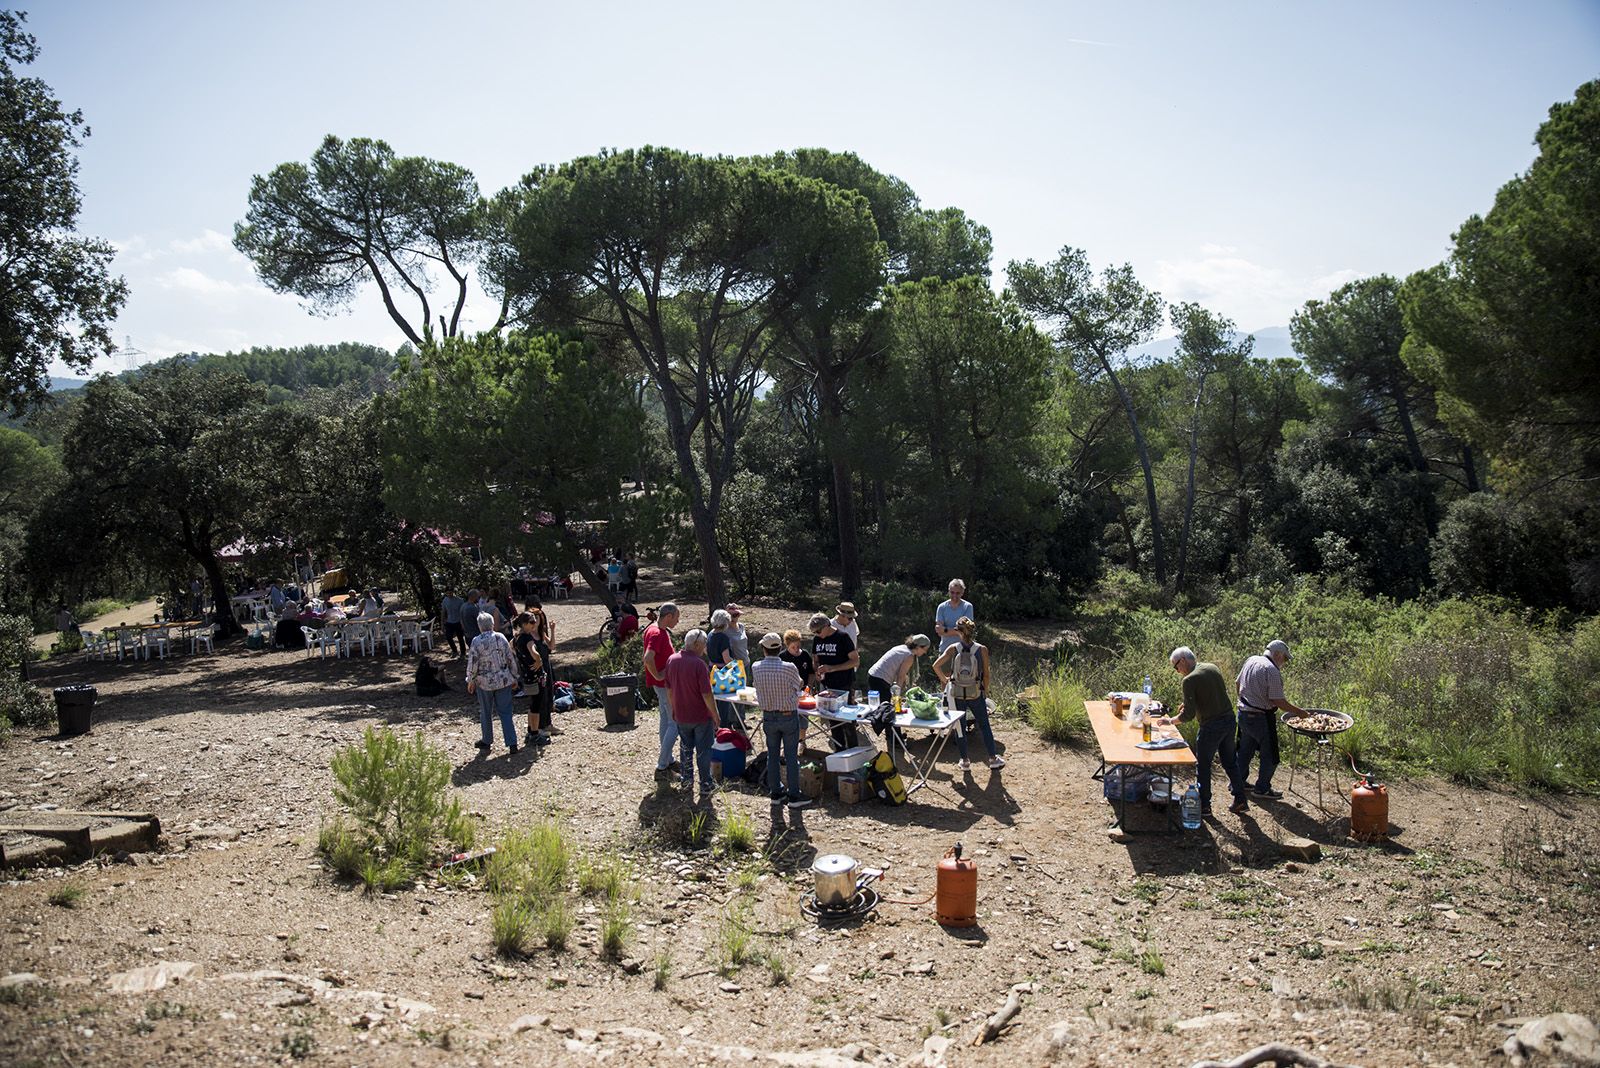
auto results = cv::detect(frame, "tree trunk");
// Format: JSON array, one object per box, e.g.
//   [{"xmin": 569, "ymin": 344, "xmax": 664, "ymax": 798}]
[
  {"xmin": 1461, "ymin": 443, "xmax": 1480, "ymax": 493},
  {"xmin": 1103, "ymin": 360, "xmax": 1166, "ymax": 584},
  {"xmin": 831, "ymin": 453, "xmax": 861, "ymax": 596},
  {"xmin": 1393, "ymin": 390, "xmax": 1428, "ymax": 474},
  {"xmin": 1175, "ymin": 373, "xmax": 1209, "ymax": 593},
  {"xmin": 405, "ymin": 555, "xmax": 438, "ymax": 618},
  {"xmin": 200, "ymin": 552, "xmax": 242, "ymax": 638}
]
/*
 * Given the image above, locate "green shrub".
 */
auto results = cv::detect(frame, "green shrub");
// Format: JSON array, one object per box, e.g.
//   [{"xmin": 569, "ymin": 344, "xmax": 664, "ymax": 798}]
[
  {"xmin": 329, "ymin": 727, "xmax": 456, "ymax": 867},
  {"xmin": 1026, "ymin": 665, "xmax": 1093, "ymax": 745},
  {"xmin": 718, "ymin": 807, "xmax": 754, "ymax": 855},
  {"xmin": 600, "ymin": 899, "xmax": 632, "ymax": 960},
  {"xmin": 0, "ymin": 614, "xmax": 51, "ymax": 731},
  {"xmin": 541, "ymin": 897, "xmax": 574, "ymax": 951},
  {"xmin": 317, "ymin": 818, "xmax": 367, "ymax": 880},
  {"xmin": 595, "ymin": 636, "xmax": 643, "ymax": 679},
  {"xmin": 74, "ymin": 597, "xmax": 135, "ymax": 622},
  {"xmin": 359, "ymin": 854, "xmax": 413, "ymax": 894},
  {"xmin": 485, "ymin": 820, "xmax": 570, "ymax": 905}
]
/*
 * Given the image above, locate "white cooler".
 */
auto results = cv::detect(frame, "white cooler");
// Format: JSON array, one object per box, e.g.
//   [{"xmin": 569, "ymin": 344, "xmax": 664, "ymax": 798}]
[{"xmin": 824, "ymin": 745, "xmax": 878, "ymax": 773}]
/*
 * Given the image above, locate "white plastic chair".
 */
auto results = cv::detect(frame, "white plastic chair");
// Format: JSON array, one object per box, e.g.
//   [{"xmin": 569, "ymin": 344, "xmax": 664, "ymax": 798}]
[
  {"xmin": 80, "ymin": 630, "xmax": 105, "ymax": 660},
  {"xmin": 145, "ymin": 626, "xmax": 171, "ymax": 660},
  {"xmin": 191, "ymin": 624, "xmax": 216, "ymax": 655},
  {"xmin": 343, "ymin": 622, "xmax": 374, "ymax": 657},
  {"xmin": 116, "ymin": 628, "xmax": 145, "ymax": 662},
  {"xmin": 373, "ymin": 618, "xmax": 401, "ymax": 655},
  {"xmin": 304, "ymin": 626, "xmax": 341, "ymax": 660},
  {"xmin": 411, "ymin": 620, "xmax": 435, "ymax": 654}
]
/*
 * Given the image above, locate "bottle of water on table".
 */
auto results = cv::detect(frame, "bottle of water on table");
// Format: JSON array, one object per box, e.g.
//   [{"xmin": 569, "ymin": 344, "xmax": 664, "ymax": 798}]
[{"xmin": 1142, "ymin": 674, "xmax": 1153, "ymax": 698}]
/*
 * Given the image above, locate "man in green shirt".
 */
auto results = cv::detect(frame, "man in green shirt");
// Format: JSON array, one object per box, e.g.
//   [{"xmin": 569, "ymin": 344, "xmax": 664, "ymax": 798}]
[{"xmin": 1161, "ymin": 646, "xmax": 1246, "ymax": 817}]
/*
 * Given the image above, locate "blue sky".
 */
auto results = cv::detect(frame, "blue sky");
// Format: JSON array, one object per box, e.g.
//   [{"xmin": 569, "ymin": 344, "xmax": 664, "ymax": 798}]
[{"xmin": 29, "ymin": 0, "xmax": 1600, "ymax": 374}]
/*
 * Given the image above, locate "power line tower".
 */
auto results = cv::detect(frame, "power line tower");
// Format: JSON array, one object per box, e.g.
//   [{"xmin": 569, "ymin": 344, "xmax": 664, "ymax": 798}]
[{"xmin": 110, "ymin": 335, "xmax": 146, "ymax": 372}]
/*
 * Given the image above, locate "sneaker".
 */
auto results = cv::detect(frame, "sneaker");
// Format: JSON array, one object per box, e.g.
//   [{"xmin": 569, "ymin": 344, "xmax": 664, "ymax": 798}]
[
  {"xmin": 1252, "ymin": 786, "xmax": 1284, "ymax": 800},
  {"xmin": 534, "ymin": 732, "xmax": 551, "ymax": 747},
  {"xmin": 508, "ymin": 744, "xmax": 519, "ymax": 756},
  {"xmin": 987, "ymin": 755, "xmax": 1006, "ymax": 770},
  {"xmin": 957, "ymin": 759, "xmax": 972, "ymax": 771},
  {"xmin": 1201, "ymin": 805, "xmax": 1214, "ymax": 818},
  {"xmin": 787, "ymin": 796, "xmax": 814, "ymax": 811},
  {"xmin": 1229, "ymin": 798, "xmax": 1249, "ymax": 814},
  {"xmin": 474, "ymin": 740, "xmax": 490, "ymax": 750}
]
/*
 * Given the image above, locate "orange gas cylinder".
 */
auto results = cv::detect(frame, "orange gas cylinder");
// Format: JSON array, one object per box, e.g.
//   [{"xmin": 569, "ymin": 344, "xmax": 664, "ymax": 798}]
[
  {"xmin": 1350, "ymin": 778, "xmax": 1389, "ymax": 840},
  {"xmin": 936, "ymin": 843, "xmax": 978, "ymax": 928}
]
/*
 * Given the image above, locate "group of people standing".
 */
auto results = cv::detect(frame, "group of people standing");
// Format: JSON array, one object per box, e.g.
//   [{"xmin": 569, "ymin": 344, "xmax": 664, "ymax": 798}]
[
  {"xmin": 444, "ymin": 585, "xmax": 560, "ymax": 757},
  {"xmin": 638, "ymin": 580, "xmax": 1008, "ymax": 827},
  {"xmin": 1160, "ymin": 639, "xmax": 1303, "ymax": 816}
]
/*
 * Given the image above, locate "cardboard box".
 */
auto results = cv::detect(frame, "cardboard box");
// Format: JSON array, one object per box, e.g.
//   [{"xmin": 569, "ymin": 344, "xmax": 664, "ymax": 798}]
[
  {"xmin": 799, "ymin": 764, "xmax": 825, "ymax": 801},
  {"xmin": 838, "ymin": 773, "xmax": 867, "ymax": 805}
]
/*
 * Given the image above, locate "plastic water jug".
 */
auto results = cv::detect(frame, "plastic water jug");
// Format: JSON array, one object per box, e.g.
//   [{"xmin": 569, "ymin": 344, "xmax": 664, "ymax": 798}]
[{"xmin": 1181, "ymin": 784, "xmax": 1202, "ymax": 829}]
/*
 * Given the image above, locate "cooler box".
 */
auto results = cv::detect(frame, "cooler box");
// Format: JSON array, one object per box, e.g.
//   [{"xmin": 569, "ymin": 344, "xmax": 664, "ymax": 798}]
[
  {"xmin": 710, "ymin": 741, "xmax": 746, "ymax": 779},
  {"xmin": 824, "ymin": 745, "xmax": 877, "ymax": 774}
]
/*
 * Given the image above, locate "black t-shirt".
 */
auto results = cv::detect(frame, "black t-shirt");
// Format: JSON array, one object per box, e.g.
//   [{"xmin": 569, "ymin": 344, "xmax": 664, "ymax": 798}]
[
  {"xmin": 812, "ymin": 631, "xmax": 856, "ymax": 691},
  {"xmin": 779, "ymin": 648, "xmax": 814, "ymax": 684},
  {"xmin": 512, "ymin": 631, "xmax": 543, "ymax": 681}
]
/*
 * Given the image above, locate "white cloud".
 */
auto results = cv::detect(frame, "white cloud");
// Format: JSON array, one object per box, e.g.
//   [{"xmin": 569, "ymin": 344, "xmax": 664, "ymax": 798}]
[
  {"xmin": 1152, "ymin": 248, "xmax": 1360, "ymax": 330},
  {"xmin": 157, "ymin": 266, "xmax": 251, "ymax": 297},
  {"xmin": 169, "ymin": 229, "xmax": 235, "ymax": 256}
]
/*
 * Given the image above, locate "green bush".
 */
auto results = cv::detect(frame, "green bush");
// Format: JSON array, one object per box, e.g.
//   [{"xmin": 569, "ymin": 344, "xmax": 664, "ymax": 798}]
[
  {"xmin": 73, "ymin": 597, "xmax": 135, "ymax": 623},
  {"xmin": 0, "ymin": 614, "xmax": 50, "ymax": 733},
  {"xmin": 319, "ymin": 727, "xmax": 473, "ymax": 887},
  {"xmin": 1026, "ymin": 665, "xmax": 1093, "ymax": 745}
]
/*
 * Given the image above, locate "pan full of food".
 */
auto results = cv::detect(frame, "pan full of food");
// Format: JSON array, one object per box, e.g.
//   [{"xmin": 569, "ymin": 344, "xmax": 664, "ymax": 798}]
[{"xmin": 1281, "ymin": 708, "xmax": 1354, "ymax": 738}]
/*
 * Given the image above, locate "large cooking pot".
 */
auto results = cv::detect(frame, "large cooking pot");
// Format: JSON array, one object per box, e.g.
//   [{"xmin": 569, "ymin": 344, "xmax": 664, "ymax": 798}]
[
  {"xmin": 811, "ymin": 854, "xmax": 884, "ymax": 908},
  {"xmin": 812, "ymin": 854, "xmax": 860, "ymax": 908}
]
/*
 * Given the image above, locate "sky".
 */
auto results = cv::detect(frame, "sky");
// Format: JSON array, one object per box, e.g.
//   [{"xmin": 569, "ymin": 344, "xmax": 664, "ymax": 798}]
[{"xmin": 26, "ymin": 0, "xmax": 1600, "ymax": 376}]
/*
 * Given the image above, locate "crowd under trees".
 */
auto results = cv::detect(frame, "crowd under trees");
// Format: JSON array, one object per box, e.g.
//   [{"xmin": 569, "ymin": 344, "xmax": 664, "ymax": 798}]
[{"xmin": 3, "ymin": 49, "xmax": 1597, "ymax": 628}]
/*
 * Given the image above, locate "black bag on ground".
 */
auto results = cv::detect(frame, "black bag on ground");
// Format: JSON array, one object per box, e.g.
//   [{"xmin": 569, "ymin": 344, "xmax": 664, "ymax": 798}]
[{"xmin": 742, "ymin": 751, "xmax": 768, "ymax": 786}]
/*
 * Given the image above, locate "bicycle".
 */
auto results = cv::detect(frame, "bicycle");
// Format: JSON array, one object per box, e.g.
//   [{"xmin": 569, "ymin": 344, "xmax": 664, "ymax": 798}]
[{"xmin": 598, "ymin": 603, "xmax": 654, "ymax": 644}]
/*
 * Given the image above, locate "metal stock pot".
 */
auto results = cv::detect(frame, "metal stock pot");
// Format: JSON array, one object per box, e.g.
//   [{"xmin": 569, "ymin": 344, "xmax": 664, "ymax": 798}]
[{"xmin": 812, "ymin": 854, "xmax": 861, "ymax": 908}]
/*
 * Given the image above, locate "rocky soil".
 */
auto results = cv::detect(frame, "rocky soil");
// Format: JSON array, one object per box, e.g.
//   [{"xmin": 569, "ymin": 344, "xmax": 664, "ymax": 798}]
[{"xmin": 2, "ymin": 587, "xmax": 1597, "ymax": 1067}]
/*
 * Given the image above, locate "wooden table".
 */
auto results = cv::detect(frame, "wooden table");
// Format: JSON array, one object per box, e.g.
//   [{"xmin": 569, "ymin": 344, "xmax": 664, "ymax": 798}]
[{"xmin": 1086, "ymin": 700, "xmax": 1197, "ymax": 835}]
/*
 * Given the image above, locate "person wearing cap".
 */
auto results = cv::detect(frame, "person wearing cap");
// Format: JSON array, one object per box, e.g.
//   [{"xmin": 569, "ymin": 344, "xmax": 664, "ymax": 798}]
[
  {"xmin": 1159, "ymin": 647, "xmax": 1242, "ymax": 817},
  {"xmin": 1233, "ymin": 639, "xmax": 1306, "ymax": 809},
  {"xmin": 934, "ymin": 580, "xmax": 973, "ymax": 652},
  {"xmin": 809, "ymin": 612, "xmax": 861, "ymax": 748},
  {"xmin": 832, "ymin": 602, "xmax": 859, "ymax": 644},
  {"xmin": 752, "ymin": 632, "xmax": 811, "ymax": 826},
  {"xmin": 932, "ymin": 617, "xmax": 1004, "ymax": 771}
]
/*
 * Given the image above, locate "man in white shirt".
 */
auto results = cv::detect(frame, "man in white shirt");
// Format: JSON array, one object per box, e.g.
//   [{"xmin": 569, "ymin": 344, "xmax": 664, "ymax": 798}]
[{"xmin": 1233, "ymin": 639, "xmax": 1306, "ymax": 810}]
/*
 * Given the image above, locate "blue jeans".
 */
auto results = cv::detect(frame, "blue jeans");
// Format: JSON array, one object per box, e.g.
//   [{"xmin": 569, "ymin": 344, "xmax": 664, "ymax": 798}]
[
  {"xmin": 653, "ymin": 686, "xmax": 678, "ymax": 771},
  {"xmin": 677, "ymin": 720, "xmax": 714, "ymax": 790},
  {"xmin": 1194, "ymin": 716, "xmax": 1244, "ymax": 809},
  {"xmin": 762, "ymin": 711, "xmax": 802, "ymax": 802},
  {"xmin": 1236, "ymin": 710, "xmax": 1280, "ymax": 792},
  {"xmin": 953, "ymin": 696, "xmax": 996, "ymax": 760},
  {"xmin": 477, "ymin": 685, "xmax": 516, "ymax": 748}
]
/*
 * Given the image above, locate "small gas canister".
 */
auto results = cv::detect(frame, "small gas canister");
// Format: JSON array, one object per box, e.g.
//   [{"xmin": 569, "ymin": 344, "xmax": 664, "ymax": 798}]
[{"xmin": 1350, "ymin": 777, "xmax": 1389, "ymax": 840}]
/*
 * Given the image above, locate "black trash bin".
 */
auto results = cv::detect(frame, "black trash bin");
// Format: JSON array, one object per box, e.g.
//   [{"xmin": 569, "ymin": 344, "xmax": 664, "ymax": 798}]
[
  {"xmin": 600, "ymin": 672, "xmax": 638, "ymax": 727},
  {"xmin": 53, "ymin": 684, "xmax": 97, "ymax": 737}
]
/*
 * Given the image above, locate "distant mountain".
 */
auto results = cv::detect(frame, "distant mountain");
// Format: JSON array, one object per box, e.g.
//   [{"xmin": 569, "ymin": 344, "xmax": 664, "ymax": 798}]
[
  {"xmin": 48, "ymin": 376, "xmax": 90, "ymax": 393},
  {"xmin": 1132, "ymin": 325, "xmax": 1299, "ymax": 363}
]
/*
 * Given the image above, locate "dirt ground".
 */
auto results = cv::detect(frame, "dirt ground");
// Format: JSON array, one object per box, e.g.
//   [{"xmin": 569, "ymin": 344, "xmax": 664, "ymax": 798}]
[{"xmin": 3, "ymin": 579, "xmax": 1598, "ymax": 1068}]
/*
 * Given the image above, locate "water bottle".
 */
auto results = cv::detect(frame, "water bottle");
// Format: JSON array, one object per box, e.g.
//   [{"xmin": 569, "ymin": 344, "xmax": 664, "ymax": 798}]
[
  {"xmin": 1142, "ymin": 675, "xmax": 1153, "ymax": 698},
  {"xmin": 1181, "ymin": 784, "xmax": 1202, "ymax": 830},
  {"xmin": 891, "ymin": 683, "xmax": 902, "ymax": 714}
]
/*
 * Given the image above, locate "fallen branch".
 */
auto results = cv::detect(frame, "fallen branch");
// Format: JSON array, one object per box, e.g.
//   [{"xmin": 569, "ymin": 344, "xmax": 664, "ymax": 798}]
[
  {"xmin": 971, "ymin": 982, "xmax": 1034, "ymax": 1046},
  {"xmin": 1189, "ymin": 1044, "xmax": 1348, "ymax": 1068}
]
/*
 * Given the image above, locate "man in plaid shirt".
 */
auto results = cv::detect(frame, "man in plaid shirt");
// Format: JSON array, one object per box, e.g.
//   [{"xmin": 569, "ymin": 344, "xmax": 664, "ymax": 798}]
[{"xmin": 752, "ymin": 632, "xmax": 811, "ymax": 827}]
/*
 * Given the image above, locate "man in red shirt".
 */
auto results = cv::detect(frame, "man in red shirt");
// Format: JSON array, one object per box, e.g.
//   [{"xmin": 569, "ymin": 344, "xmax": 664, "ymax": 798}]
[
  {"xmin": 666, "ymin": 628, "xmax": 716, "ymax": 801},
  {"xmin": 644, "ymin": 603, "xmax": 680, "ymax": 783}
]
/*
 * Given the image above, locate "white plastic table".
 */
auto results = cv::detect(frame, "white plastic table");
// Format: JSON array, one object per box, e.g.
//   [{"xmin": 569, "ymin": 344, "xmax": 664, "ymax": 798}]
[{"xmin": 734, "ymin": 698, "xmax": 963, "ymax": 796}]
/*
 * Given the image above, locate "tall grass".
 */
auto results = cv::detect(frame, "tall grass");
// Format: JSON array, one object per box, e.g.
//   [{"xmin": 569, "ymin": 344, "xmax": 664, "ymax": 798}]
[
  {"xmin": 1025, "ymin": 665, "xmax": 1093, "ymax": 744},
  {"xmin": 1050, "ymin": 581, "xmax": 1600, "ymax": 792}
]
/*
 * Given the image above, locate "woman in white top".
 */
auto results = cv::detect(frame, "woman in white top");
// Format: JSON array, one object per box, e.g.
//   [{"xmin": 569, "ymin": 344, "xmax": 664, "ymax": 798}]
[{"xmin": 867, "ymin": 634, "xmax": 931, "ymax": 705}]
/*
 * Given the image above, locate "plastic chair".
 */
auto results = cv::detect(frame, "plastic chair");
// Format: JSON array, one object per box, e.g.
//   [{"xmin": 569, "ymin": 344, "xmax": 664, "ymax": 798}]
[
  {"xmin": 80, "ymin": 630, "xmax": 105, "ymax": 660},
  {"xmin": 373, "ymin": 618, "xmax": 401, "ymax": 655},
  {"xmin": 412, "ymin": 620, "xmax": 435, "ymax": 653},
  {"xmin": 304, "ymin": 626, "xmax": 341, "ymax": 660},
  {"xmin": 145, "ymin": 627, "xmax": 171, "ymax": 660},
  {"xmin": 343, "ymin": 622, "xmax": 374, "ymax": 657},
  {"xmin": 190, "ymin": 624, "xmax": 216, "ymax": 655},
  {"xmin": 116, "ymin": 628, "xmax": 146, "ymax": 662}
]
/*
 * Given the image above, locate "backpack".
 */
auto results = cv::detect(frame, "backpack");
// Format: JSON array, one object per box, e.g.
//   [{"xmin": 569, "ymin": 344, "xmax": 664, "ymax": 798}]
[
  {"xmin": 742, "ymin": 751, "xmax": 769, "ymax": 786},
  {"xmin": 951, "ymin": 643, "xmax": 986, "ymax": 700},
  {"xmin": 866, "ymin": 750, "xmax": 907, "ymax": 806}
]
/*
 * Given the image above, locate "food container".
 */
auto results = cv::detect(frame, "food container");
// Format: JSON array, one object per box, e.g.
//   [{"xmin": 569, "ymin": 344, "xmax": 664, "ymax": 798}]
[
  {"xmin": 817, "ymin": 689, "xmax": 849, "ymax": 712},
  {"xmin": 825, "ymin": 745, "xmax": 877, "ymax": 773}
]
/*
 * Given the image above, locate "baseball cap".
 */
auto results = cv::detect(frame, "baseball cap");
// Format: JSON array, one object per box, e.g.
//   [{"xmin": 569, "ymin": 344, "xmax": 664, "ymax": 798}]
[
  {"xmin": 760, "ymin": 631, "xmax": 783, "ymax": 650},
  {"xmin": 1266, "ymin": 639, "xmax": 1292, "ymax": 661}
]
